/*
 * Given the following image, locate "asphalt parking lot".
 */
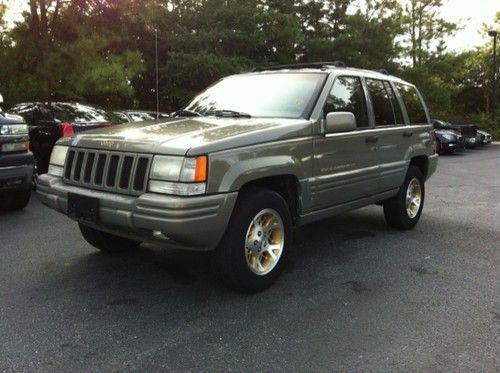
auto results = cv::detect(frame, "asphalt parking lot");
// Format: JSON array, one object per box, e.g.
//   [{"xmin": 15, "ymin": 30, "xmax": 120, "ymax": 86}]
[{"xmin": 1, "ymin": 146, "xmax": 499, "ymax": 372}]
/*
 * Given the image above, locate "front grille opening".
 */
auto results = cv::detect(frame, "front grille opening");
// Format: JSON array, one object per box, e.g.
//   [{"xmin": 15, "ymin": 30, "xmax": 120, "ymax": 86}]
[
  {"xmin": 64, "ymin": 148, "xmax": 151, "ymax": 196},
  {"xmin": 119, "ymin": 156, "xmax": 134, "ymax": 189},
  {"xmin": 106, "ymin": 155, "xmax": 120, "ymax": 187},
  {"xmin": 94, "ymin": 154, "xmax": 107, "ymax": 185},
  {"xmin": 74, "ymin": 152, "xmax": 85, "ymax": 181},
  {"xmin": 83, "ymin": 153, "xmax": 95, "ymax": 183},
  {"xmin": 65, "ymin": 150, "xmax": 75, "ymax": 179},
  {"xmin": 133, "ymin": 157, "xmax": 149, "ymax": 191}
]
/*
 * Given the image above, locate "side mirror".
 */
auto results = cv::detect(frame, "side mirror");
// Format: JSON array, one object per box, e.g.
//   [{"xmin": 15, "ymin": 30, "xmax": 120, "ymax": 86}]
[{"xmin": 325, "ymin": 112, "xmax": 357, "ymax": 133}]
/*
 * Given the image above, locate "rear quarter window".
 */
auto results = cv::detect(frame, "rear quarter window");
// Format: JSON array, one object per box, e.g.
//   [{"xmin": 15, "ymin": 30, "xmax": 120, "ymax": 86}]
[
  {"xmin": 366, "ymin": 79, "xmax": 404, "ymax": 127},
  {"xmin": 396, "ymin": 84, "xmax": 428, "ymax": 125}
]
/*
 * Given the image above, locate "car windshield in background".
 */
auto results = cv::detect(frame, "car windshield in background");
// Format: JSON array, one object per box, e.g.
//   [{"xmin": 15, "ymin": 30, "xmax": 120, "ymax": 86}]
[
  {"xmin": 185, "ymin": 72, "xmax": 327, "ymax": 119},
  {"xmin": 50, "ymin": 103, "xmax": 122, "ymax": 124}
]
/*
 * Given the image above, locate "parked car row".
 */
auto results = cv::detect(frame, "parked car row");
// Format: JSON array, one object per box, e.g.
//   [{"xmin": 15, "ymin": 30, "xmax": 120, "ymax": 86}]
[
  {"xmin": 0, "ymin": 63, "xmax": 497, "ymax": 291},
  {"xmin": 432, "ymin": 119, "xmax": 493, "ymax": 155},
  {"xmin": 0, "ymin": 98, "xmax": 169, "ymax": 211}
]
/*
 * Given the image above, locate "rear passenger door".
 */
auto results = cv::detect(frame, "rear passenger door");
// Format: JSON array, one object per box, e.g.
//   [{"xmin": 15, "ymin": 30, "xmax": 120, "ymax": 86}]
[
  {"xmin": 365, "ymin": 78, "xmax": 410, "ymax": 192},
  {"xmin": 311, "ymin": 76, "xmax": 379, "ymax": 210}
]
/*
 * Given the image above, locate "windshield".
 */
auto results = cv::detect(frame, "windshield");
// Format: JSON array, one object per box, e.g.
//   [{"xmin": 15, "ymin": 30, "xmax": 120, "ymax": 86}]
[
  {"xmin": 185, "ymin": 72, "xmax": 327, "ymax": 119},
  {"xmin": 51, "ymin": 103, "xmax": 122, "ymax": 124}
]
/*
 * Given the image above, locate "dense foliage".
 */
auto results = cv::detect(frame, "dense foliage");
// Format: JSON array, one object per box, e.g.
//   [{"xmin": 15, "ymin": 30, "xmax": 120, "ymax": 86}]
[{"xmin": 0, "ymin": 0, "xmax": 498, "ymax": 134}]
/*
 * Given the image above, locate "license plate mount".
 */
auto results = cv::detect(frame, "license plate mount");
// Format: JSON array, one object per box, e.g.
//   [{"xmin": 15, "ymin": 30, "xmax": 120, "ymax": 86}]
[{"xmin": 67, "ymin": 193, "xmax": 99, "ymax": 223}]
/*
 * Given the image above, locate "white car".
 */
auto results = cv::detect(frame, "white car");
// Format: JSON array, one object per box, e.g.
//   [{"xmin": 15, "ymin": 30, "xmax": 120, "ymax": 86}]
[{"xmin": 477, "ymin": 130, "xmax": 492, "ymax": 145}]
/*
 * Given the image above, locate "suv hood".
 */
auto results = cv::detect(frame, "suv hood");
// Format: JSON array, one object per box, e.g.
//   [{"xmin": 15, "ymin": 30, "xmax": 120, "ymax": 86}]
[{"xmin": 63, "ymin": 117, "xmax": 312, "ymax": 155}]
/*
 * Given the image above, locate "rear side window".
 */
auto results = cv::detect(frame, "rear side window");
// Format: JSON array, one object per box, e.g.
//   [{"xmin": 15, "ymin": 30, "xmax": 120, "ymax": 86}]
[
  {"xmin": 396, "ymin": 84, "xmax": 428, "ymax": 125},
  {"xmin": 324, "ymin": 76, "xmax": 369, "ymax": 128},
  {"xmin": 366, "ymin": 79, "xmax": 400, "ymax": 126},
  {"xmin": 383, "ymin": 81, "xmax": 405, "ymax": 125}
]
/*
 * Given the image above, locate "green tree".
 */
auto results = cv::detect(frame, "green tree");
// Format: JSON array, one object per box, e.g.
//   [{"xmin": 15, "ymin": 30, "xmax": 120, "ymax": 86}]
[
  {"xmin": 0, "ymin": 0, "xmax": 145, "ymax": 107},
  {"xmin": 402, "ymin": 0, "xmax": 458, "ymax": 66},
  {"xmin": 333, "ymin": 0, "xmax": 403, "ymax": 70}
]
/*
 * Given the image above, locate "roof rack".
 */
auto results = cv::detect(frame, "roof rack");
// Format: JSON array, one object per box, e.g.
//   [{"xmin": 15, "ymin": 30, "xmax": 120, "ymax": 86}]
[{"xmin": 253, "ymin": 61, "xmax": 347, "ymax": 72}]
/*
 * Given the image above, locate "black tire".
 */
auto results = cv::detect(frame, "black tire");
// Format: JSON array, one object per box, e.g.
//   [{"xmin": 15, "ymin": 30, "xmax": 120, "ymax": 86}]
[
  {"xmin": 79, "ymin": 223, "xmax": 141, "ymax": 253},
  {"xmin": 213, "ymin": 187, "xmax": 292, "ymax": 293},
  {"xmin": 383, "ymin": 166, "xmax": 425, "ymax": 230},
  {"xmin": 32, "ymin": 159, "xmax": 39, "ymax": 190},
  {"xmin": 0, "ymin": 189, "xmax": 31, "ymax": 212}
]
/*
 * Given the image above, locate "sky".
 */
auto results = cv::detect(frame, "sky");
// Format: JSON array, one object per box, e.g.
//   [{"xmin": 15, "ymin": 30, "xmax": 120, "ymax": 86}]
[
  {"xmin": 2, "ymin": 0, "xmax": 499, "ymax": 52},
  {"xmin": 440, "ymin": 0, "xmax": 499, "ymax": 51}
]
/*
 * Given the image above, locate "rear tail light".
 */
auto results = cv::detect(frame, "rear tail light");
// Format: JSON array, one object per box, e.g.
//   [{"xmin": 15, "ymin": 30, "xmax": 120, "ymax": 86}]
[{"xmin": 59, "ymin": 122, "xmax": 75, "ymax": 138}]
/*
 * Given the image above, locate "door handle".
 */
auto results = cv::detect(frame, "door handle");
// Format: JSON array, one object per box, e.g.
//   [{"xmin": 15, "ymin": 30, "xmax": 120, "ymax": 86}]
[
  {"xmin": 365, "ymin": 135, "xmax": 379, "ymax": 143},
  {"xmin": 403, "ymin": 131, "xmax": 413, "ymax": 138}
]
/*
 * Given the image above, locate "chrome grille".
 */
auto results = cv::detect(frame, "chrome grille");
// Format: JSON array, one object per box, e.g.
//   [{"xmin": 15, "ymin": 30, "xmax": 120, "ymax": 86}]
[{"xmin": 63, "ymin": 148, "xmax": 152, "ymax": 196}]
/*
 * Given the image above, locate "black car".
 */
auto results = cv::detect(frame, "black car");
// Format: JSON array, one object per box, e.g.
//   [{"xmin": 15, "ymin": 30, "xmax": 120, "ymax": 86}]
[
  {"xmin": 432, "ymin": 119, "xmax": 477, "ymax": 141},
  {"xmin": 0, "ymin": 109, "xmax": 34, "ymax": 211},
  {"xmin": 8, "ymin": 102, "xmax": 122, "ymax": 177},
  {"xmin": 434, "ymin": 128, "xmax": 465, "ymax": 154}
]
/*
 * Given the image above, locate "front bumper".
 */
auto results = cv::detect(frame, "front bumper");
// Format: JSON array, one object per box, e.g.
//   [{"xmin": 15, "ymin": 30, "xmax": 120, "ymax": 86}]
[
  {"xmin": 0, "ymin": 151, "xmax": 34, "ymax": 191},
  {"xmin": 439, "ymin": 141, "xmax": 465, "ymax": 153},
  {"xmin": 37, "ymin": 174, "xmax": 238, "ymax": 251}
]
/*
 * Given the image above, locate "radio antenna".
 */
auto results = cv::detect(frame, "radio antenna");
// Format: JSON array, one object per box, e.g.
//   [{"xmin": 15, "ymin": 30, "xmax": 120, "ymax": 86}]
[{"xmin": 155, "ymin": 28, "xmax": 160, "ymax": 120}]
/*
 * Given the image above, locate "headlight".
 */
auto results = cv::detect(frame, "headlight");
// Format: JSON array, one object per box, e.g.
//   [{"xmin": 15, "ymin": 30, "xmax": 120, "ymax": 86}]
[
  {"xmin": 49, "ymin": 145, "xmax": 69, "ymax": 166},
  {"xmin": 148, "ymin": 155, "xmax": 207, "ymax": 196},
  {"xmin": 48, "ymin": 145, "xmax": 69, "ymax": 176},
  {"xmin": 150, "ymin": 156, "xmax": 185, "ymax": 181},
  {"xmin": 0, "ymin": 124, "xmax": 28, "ymax": 135},
  {"xmin": 442, "ymin": 134, "xmax": 455, "ymax": 141}
]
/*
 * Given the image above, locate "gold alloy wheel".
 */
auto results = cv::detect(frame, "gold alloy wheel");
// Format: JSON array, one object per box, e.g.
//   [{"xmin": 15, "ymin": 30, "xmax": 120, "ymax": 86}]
[
  {"xmin": 244, "ymin": 208, "xmax": 284, "ymax": 276},
  {"xmin": 406, "ymin": 178, "xmax": 422, "ymax": 219}
]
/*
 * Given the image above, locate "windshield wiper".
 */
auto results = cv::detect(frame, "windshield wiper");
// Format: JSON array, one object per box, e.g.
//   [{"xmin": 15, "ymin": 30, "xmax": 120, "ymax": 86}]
[
  {"xmin": 207, "ymin": 110, "xmax": 252, "ymax": 118},
  {"xmin": 172, "ymin": 109, "xmax": 202, "ymax": 117}
]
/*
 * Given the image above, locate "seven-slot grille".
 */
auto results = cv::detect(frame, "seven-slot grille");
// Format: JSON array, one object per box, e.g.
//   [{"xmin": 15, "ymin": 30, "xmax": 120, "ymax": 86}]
[{"xmin": 63, "ymin": 148, "xmax": 152, "ymax": 196}]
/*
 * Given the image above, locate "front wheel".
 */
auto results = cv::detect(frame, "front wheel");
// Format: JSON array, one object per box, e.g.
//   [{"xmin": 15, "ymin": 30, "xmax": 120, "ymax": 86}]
[
  {"xmin": 213, "ymin": 187, "xmax": 292, "ymax": 293},
  {"xmin": 383, "ymin": 166, "xmax": 425, "ymax": 230},
  {"xmin": 79, "ymin": 223, "xmax": 141, "ymax": 253}
]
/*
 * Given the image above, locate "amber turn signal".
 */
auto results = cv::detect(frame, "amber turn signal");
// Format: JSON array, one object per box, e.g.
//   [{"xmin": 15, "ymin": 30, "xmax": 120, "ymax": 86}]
[{"xmin": 194, "ymin": 155, "xmax": 208, "ymax": 182}]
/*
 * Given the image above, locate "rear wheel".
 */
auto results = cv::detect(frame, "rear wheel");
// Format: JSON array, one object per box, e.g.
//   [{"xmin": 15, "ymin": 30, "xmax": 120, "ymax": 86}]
[
  {"xmin": 213, "ymin": 187, "xmax": 292, "ymax": 293},
  {"xmin": 79, "ymin": 223, "xmax": 141, "ymax": 253},
  {"xmin": 383, "ymin": 166, "xmax": 425, "ymax": 230}
]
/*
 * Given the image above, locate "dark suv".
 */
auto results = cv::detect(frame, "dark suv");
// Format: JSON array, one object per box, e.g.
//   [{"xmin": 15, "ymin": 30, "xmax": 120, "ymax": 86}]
[{"xmin": 0, "ymin": 96, "xmax": 34, "ymax": 211}]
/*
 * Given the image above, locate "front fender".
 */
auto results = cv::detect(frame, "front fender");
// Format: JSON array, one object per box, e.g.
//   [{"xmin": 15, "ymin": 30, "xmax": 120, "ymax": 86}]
[{"xmin": 219, "ymin": 156, "xmax": 304, "ymax": 192}]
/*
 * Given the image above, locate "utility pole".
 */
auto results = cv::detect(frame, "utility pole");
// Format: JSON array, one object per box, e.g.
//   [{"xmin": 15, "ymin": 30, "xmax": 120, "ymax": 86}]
[{"xmin": 488, "ymin": 30, "xmax": 497, "ymax": 122}]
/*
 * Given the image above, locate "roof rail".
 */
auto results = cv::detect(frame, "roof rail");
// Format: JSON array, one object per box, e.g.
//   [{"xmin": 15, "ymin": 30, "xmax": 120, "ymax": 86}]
[{"xmin": 253, "ymin": 61, "xmax": 347, "ymax": 72}]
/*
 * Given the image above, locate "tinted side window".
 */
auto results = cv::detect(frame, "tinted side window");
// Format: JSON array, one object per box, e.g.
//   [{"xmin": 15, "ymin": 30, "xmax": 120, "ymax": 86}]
[
  {"xmin": 366, "ymin": 79, "xmax": 397, "ymax": 126},
  {"xmin": 384, "ymin": 81, "xmax": 405, "ymax": 125},
  {"xmin": 396, "ymin": 84, "xmax": 428, "ymax": 125},
  {"xmin": 34, "ymin": 105, "xmax": 55, "ymax": 122},
  {"xmin": 324, "ymin": 76, "xmax": 369, "ymax": 128}
]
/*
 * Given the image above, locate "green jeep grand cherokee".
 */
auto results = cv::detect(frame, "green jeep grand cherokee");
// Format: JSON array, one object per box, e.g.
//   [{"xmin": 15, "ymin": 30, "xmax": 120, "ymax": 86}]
[{"xmin": 37, "ymin": 62, "xmax": 438, "ymax": 292}]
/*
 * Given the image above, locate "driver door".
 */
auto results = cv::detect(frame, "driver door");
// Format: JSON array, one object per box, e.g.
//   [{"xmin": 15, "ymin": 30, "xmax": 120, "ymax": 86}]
[{"xmin": 311, "ymin": 76, "xmax": 379, "ymax": 210}]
